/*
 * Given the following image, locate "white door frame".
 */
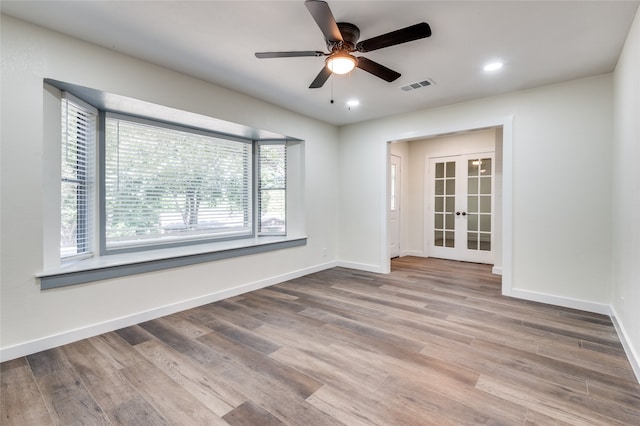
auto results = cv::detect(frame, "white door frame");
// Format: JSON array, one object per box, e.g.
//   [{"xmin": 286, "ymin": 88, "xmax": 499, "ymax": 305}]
[{"xmin": 384, "ymin": 116, "xmax": 513, "ymax": 297}]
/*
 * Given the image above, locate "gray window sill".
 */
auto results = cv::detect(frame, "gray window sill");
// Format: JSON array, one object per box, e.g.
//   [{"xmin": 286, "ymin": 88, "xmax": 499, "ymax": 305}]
[{"xmin": 37, "ymin": 236, "xmax": 307, "ymax": 289}]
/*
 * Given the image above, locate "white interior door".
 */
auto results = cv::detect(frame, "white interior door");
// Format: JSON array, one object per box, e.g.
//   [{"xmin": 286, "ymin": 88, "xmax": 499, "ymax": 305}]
[
  {"xmin": 389, "ymin": 155, "xmax": 401, "ymax": 258},
  {"xmin": 428, "ymin": 153, "xmax": 494, "ymax": 263}
]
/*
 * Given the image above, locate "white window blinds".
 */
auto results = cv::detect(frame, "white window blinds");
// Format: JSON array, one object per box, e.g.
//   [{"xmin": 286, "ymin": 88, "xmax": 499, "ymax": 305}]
[
  {"xmin": 258, "ymin": 143, "xmax": 286, "ymax": 235},
  {"xmin": 104, "ymin": 115, "xmax": 252, "ymax": 250},
  {"xmin": 61, "ymin": 94, "xmax": 96, "ymax": 259}
]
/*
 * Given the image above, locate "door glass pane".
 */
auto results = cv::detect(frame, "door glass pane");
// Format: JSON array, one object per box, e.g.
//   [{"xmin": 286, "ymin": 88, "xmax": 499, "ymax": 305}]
[
  {"xmin": 435, "ymin": 162, "xmax": 444, "ymax": 179},
  {"xmin": 468, "ymin": 177, "xmax": 478, "ymax": 194},
  {"xmin": 435, "ymin": 230, "xmax": 443, "ymax": 247},
  {"xmin": 480, "ymin": 215, "xmax": 491, "ymax": 232},
  {"xmin": 435, "ymin": 213, "xmax": 443, "ymax": 229},
  {"xmin": 468, "ymin": 160, "xmax": 479, "ymax": 177},
  {"xmin": 467, "ymin": 232, "xmax": 478, "ymax": 250},
  {"xmin": 480, "ymin": 233, "xmax": 491, "ymax": 251},
  {"xmin": 480, "ymin": 196, "xmax": 491, "ymax": 213},
  {"xmin": 435, "ymin": 196, "xmax": 444, "ymax": 212},
  {"xmin": 445, "ymin": 231, "xmax": 454, "ymax": 247},
  {"xmin": 468, "ymin": 213, "xmax": 478, "ymax": 231},
  {"xmin": 480, "ymin": 158, "xmax": 492, "ymax": 176},
  {"xmin": 445, "ymin": 196, "xmax": 455, "ymax": 213},
  {"xmin": 445, "ymin": 179, "xmax": 455, "ymax": 195},
  {"xmin": 445, "ymin": 213, "xmax": 454, "ymax": 230},
  {"xmin": 468, "ymin": 196, "xmax": 478, "ymax": 213},
  {"xmin": 480, "ymin": 177, "xmax": 491, "ymax": 194},
  {"xmin": 446, "ymin": 162, "xmax": 455, "ymax": 177},
  {"xmin": 435, "ymin": 180, "xmax": 444, "ymax": 195}
]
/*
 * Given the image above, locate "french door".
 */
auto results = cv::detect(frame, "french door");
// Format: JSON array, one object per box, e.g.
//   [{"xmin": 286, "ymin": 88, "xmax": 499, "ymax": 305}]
[{"xmin": 428, "ymin": 153, "xmax": 494, "ymax": 264}]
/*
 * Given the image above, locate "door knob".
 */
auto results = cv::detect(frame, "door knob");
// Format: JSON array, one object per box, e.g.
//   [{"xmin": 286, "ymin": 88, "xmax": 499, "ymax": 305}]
[{"xmin": 456, "ymin": 211, "xmax": 467, "ymax": 216}]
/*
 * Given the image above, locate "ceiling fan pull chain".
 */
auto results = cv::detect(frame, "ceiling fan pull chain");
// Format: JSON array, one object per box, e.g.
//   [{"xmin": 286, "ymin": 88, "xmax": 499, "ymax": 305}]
[{"xmin": 330, "ymin": 77, "xmax": 334, "ymax": 104}]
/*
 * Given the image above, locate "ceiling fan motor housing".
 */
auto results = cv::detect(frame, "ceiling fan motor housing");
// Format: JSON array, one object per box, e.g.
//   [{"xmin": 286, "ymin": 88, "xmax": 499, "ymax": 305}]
[{"xmin": 328, "ymin": 22, "xmax": 360, "ymax": 51}]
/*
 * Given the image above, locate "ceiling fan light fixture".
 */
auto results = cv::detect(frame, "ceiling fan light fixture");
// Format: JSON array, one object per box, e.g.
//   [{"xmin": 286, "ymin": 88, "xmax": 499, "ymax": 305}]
[{"xmin": 327, "ymin": 53, "xmax": 357, "ymax": 74}]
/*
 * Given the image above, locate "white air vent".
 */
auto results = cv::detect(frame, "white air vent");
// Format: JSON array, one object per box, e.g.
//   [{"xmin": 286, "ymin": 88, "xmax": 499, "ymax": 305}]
[{"xmin": 400, "ymin": 79, "xmax": 435, "ymax": 92}]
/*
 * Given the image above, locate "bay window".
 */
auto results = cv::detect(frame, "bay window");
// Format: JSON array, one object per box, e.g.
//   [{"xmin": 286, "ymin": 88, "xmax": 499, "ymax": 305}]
[{"xmin": 44, "ymin": 79, "xmax": 304, "ymax": 289}]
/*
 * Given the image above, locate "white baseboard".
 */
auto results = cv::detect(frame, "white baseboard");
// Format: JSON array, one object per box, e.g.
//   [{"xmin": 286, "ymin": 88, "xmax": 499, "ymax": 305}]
[
  {"xmin": 610, "ymin": 306, "xmax": 640, "ymax": 384},
  {"xmin": 400, "ymin": 250, "xmax": 425, "ymax": 257},
  {"xmin": 0, "ymin": 261, "xmax": 338, "ymax": 363},
  {"xmin": 336, "ymin": 260, "xmax": 386, "ymax": 273},
  {"xmin": 506, "ymin": 288, "xmax": 612, "ymax": 316},
  {"xmin": 492, "ymin": 266, "xmax": 503, "ymax": 275}
]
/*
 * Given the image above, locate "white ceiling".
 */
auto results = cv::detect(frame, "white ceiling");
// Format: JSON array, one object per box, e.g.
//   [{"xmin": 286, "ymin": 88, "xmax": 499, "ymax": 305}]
[{"xmin": 2, "ymin": 1, "xmax": 638, "ymax": 126}]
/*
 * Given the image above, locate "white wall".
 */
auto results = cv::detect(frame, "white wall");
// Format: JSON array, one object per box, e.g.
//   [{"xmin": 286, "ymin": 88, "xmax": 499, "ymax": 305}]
[
  {"xmin": 612, "ymin": 6, "xmax": 640, "ymax": 380},
  {"xmin": 0, "ymin": 15, "xmax": 339, "ymax": 359},
  {"xmin": 339, "ymin": 73, "xmax": 613, "ymax": 311}
]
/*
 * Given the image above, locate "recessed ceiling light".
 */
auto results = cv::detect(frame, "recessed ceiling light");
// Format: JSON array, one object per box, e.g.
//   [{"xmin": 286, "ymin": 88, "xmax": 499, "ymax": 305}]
[
  {"xmin": 484, "ymin": 61, "xmax": 503, "ymax": 72},
  {"xmin": 346, "ymin": 99, "xmax": 360, "ymax": 107}
]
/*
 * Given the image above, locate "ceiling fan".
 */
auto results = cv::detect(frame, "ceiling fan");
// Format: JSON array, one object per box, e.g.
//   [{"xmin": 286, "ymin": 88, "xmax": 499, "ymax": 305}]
[{"xmin": 255, "ymin": 0, "xmax": 432, "ymax": 89}]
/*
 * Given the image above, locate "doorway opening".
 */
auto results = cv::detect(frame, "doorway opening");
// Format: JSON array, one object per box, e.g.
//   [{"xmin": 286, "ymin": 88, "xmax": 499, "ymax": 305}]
[{"xmin": 388, "ymin": 124, "xmax": 508, "ymax": 280}]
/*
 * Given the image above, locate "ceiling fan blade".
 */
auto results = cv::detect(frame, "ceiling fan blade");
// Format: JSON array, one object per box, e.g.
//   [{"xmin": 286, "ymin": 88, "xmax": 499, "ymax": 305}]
[
  {"xmin": 356, "ymin": 22, "xmax": 431, "ymax": 52},
  {"xmin": 356, "ymin": 57, "xmax": 401, "ymax": 82},
  {"xmin": 255, "ymin": 51, "xmax": 326, "ymax": 59},
  {"xmin": 309, "ymin": 66, "xmax": 332, "ymax": 89},
  {"xmin": 305, "ymin": 0, "xmax": 343, "ymax": 43}
]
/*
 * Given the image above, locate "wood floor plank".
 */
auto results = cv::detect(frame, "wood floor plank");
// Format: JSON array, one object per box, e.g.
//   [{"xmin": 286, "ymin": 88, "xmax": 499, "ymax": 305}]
[
  {"xmin": 222, "ymin": 400, "xmax": 284, "ymax": 426},
  {"xmin": 536, "ymin": 340, "xmax": 635, "ymax": 379},
  {"xmin": 37, "ymin": 367, "xmax": 111, "ymax": 425},
  {"xmin": 160, "ymin": 310, "xmax": 215, "ymax": 339},
  {"xmin": 206, "ymin": 349, "xmax": 340, "ymax": 425},
  {"xmin": 197, "ymin": 331, "xmax": 323, "ymax": 400},
  {"xmin": 307, "ymin": 382, "xmax": 462, "ymax": 426},
  {"xmin": 1, "ymin": 361, "xmax": 52, "ymax": 425},
  {"xmin": 2, "ymin": 256, "xmax": 639, "ymax": 425},
  {"xmin": 107, "ymin": 395, "xmax": 169, "ymax": 426},
  {"xmin": 134, "ymin": 338, "xmax": 244, "ymax": 414},
  {"xmin": 207, "ymin": 319, "xmax": 281, "ymax": 355},
  {"xmin": 305, "ymin": 385, "xmax": 381, "ymax": 426},
  {"xmin": 119, "ymin": 358, "xmax": 227, "ymax": 425},
  {"xmin": 138, "ymin": 317, "xmax": 228, "ymax": 366},
  {"xmin": 476, "ymin": 372, "xmax": 639, "ymax": 425},
  {"xmin": 382, "ymin": 374, "xmax": 527, "ymax": 425},
  {"xmin": 62, "ymin": 339, "xmax": 140, "ymax": 412},
  {"xmin": 26, "ymin": 347, "xmax": 70, "ymax": 378},
  {"xmin": 88, "ymin": 331, "xmax": 148, "ymax": 369},
  {"xmin": 114, "ymin": 324, "xmax": 155, "ymax": 347},
  {"xmin": 300, "ymin": 307, "xmax": 427, "ymax": 352},
  {"xmin": 186, "ymin": 302, "xmax": 265, "ymax": 330}
]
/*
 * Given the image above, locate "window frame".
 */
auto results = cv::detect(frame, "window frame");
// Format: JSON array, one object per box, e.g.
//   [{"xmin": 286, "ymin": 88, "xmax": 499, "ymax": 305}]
[{"xmin": 98, "ymin": 112, "xmax": 262, "ymax": 255}]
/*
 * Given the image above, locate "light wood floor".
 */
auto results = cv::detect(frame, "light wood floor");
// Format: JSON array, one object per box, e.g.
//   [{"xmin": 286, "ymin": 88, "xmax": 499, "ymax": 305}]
[{"xmin": 2, "ymin": 257, "xmax": 639, "ymax": 425}]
